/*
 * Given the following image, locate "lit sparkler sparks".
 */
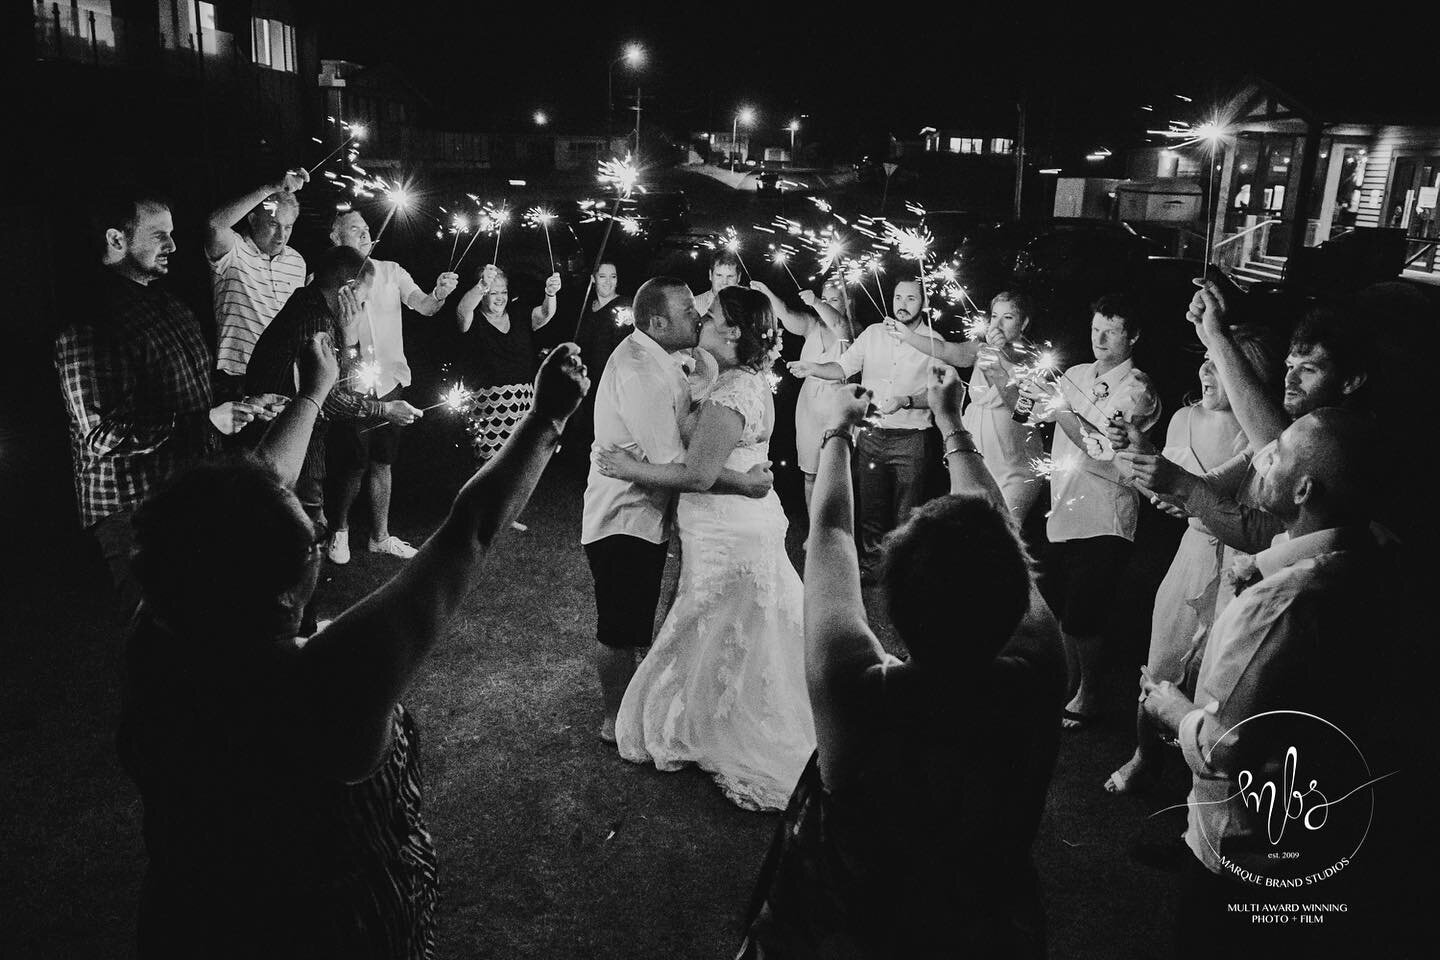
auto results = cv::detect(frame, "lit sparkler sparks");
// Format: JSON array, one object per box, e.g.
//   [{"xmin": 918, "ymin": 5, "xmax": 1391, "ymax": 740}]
[
  {"xmin": 963, "ymin": 315, "xmax": 991, "ymax": 341},
  {"xmin": 597, "ymin": 155, "xmax": 641, "ymax": 199},
  {"xmin": 446, "ymin": 212, "xmax": 471, "ymax": 267},
  {"xmin": 613, "ymin": 306, "xmax": 634, "ymax": 328},
  {"xmin": 770, "ymin": 246, "xmax": 803, "ymax": 290},
  {"xmin": 617, "ymin": 215, "xmax": 642, "ymax": 236},
  {"xmin": 353, "ymin": 359, "xmax": 382, "ymax": 395}
]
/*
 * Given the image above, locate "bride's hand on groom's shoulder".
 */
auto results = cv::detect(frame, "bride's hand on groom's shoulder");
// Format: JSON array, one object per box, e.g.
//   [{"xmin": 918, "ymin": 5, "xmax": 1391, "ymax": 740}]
[
  {"xmin": 595, "ymin": 444, "xmax": 639, "ymax": 480},
  {"xmin": 533, "ymin": 342, "xmax": 590, "ymax": 423}
]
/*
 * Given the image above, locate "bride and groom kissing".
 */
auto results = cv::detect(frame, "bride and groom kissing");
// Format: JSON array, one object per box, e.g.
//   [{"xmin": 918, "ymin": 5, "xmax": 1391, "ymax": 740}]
[{"xmin": 580, "ymin": 277, "xmax": 815, "ymax": 811}]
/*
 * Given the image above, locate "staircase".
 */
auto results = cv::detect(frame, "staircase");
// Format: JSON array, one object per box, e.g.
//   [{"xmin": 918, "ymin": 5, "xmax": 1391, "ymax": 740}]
[{"xmin": 1231, "ymin": 253, "xmax": 1285, "ymax": 286}]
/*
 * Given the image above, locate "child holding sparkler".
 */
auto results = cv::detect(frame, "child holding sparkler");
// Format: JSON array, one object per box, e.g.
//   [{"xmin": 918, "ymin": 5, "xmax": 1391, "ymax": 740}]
[{"xmin": 456, "ymin": 265, "xmax": 562, "ymax": 464}]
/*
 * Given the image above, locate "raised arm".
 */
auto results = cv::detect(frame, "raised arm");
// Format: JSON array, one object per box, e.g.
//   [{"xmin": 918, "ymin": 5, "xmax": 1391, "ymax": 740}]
[
  {"xmin": 455, "ymin": 265, "xmax": 497, "ymax": 333},
  {"xmin": 530, "ymin": 272, "xmax": 561, "ymax": 330},
  {"xmin": 400, "ymin": 268, "xmax": 460, "ymax": 317},
  {"xmin": 928, "ymin": 364, "xmax": 1006, "ymax": 512},
  {"xmin": 254, "ymin": 333, "xmax": 338, "ymax": 487},
  {"xmin": 750, "ymin": 279, "xmax": 813, "ymax": 338},
  {"xmin": 205, "ymin": 168, "xmax": 307, "ymax": 261},
  {"xmin": 1189, "ymin": 282, "xmax": 1287, "ymax": 448},
  {"xmin": 887, "ymin": 319, "xmax": 980, "ymax": 368},
  {"xmin": 294, "ymin": 344, "xmax": 590, "ymax": 781},
  {"xmin": 805, "ymin": 384, "xmax": 887, "ymax": 785}
]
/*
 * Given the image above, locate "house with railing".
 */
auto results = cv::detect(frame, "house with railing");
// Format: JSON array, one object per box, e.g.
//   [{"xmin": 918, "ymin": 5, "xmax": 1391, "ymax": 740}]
[{"xmin": 1201, "ymin": 78, "xmax": 1440, "ymax": 287}]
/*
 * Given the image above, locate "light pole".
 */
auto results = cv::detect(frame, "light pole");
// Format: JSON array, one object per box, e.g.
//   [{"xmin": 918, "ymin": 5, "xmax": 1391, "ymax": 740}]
[
  {"xmin": 607, "ymin": 43, "xmax": 644, "ymax": 133},
  {"xmin": 732, "ymin": 106, "xmax": 755, "ymax": 172},
  {"xmin": 786, "ymin": 119, "xmax": 799, "ymax": 163}
]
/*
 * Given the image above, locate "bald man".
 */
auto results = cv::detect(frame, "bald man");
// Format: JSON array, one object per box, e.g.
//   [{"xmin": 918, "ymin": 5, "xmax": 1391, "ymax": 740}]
[{"xmin": 1129, "ymin": 409, "xmax": 1400, "ymax": 955}]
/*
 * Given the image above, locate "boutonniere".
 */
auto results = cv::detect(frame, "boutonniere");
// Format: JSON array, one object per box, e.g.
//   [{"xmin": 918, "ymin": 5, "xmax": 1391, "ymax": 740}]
[
  {"xmin": 1226, "ymin": 554, "xmax": 1261, "ymax": 595},
  {"xmin": 1092, "ymin": 381, "xmax": 1111, "ymax": 400}
]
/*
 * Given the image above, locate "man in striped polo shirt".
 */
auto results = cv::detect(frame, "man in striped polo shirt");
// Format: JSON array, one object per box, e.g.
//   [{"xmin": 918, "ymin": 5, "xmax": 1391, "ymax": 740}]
[{"xmin": 206, "ymin": 168, "xmax": 309, "ymax": 398}]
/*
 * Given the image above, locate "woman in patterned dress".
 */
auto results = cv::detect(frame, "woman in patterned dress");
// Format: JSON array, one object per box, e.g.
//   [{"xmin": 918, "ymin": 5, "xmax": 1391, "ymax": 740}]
[
  {"xmin": 456, "ymin": 263, "xmax": 562, "ymax": 463},
  {"xmin": 118, "ymin": 334, "xmax": 590, "ymax": 957}
]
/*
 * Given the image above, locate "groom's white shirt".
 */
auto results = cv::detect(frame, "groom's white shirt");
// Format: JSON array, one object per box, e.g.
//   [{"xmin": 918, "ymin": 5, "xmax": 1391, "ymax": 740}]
[{"xmin": 582, "ymin": 328, "xmax": 696, "ymax": 546}]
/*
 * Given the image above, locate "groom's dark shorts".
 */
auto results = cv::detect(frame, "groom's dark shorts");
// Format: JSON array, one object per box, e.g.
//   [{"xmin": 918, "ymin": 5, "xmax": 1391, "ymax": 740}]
[{"xmin": 585, "ymin": 534, "xmax": 670, "ymax": 648}]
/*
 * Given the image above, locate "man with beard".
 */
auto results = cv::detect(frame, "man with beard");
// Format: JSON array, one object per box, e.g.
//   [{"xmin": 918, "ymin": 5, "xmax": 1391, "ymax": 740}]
[
  {"xmin": 206, "ymin": 168, "xmax": 309, "ymax": 395},
  {"xmin": 56, "ymin": 186, "xmax": 265, "ymax": 618},
  {"xmin": 788, "ymin": 278, "xmax": 936, "ymax": 579}
]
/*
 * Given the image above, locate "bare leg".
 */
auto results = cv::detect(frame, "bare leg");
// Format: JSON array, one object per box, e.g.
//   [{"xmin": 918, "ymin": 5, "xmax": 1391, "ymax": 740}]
[
  {"xmin": 368, "ymin": 463, "xmax": 394, "ymax": 541},
  {"xmin": 329, "ymin": 468, "xmax": 365, "ymax": 535},
  {"xmin": 595, "ymin": 645, "xmax": 637, "ymax": 743},
  {"xmin": 1062, "ymin": 628, "xmax": 1101, "ymax": 726},
  {"xmin": 1105, "ymin": 703, "xmax": 1162, "ymax": 793}
]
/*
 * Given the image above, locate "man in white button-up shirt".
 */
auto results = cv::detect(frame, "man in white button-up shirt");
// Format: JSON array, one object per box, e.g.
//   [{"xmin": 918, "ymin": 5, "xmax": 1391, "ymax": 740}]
[
  {"xmin": 582, "ymin": 277, "xmax": 773, "ymax": 743},
  {"xmin": 1138, "ymin": 409, "xmax": 1399, "ymax": 956},
  {"xmin": 1024, "ymin": 294, "xmax": 1159, "ymax": 726},
  {"xmin": 788, "ymin": 278, "xmax": 935, "ymax": 577}
]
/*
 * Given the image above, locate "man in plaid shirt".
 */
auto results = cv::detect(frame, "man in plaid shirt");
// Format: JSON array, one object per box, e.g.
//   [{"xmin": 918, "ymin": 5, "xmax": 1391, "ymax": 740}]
[{"xmin": 56, "ymin": 188, "xmax": 265, "ymax": 617}]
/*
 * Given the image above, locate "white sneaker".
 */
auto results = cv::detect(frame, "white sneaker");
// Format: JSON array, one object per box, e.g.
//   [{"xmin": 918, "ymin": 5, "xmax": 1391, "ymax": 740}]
[
  {"xmin": 510, "ymin": 520, "xmax": 528, "ymax": 532},
  {"xmin": 368, "ymin": 535, "xmax": 418, "ymax": 559},
  {"xmin": 327, "ymin": 530, "xmax": 350, "ymax": 564}
]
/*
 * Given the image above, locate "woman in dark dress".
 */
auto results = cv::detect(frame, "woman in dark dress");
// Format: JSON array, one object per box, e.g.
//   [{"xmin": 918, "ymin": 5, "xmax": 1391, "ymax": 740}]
[
  {"xmin": 566, "ymin": 260, "xmax": 633, "ymax": 455},
  {"xmin": 118, "ymin": 333, "xmax": 590, "ymax": 958},
  {"xmin": 740, "ymin": 366, "xmax": 1067, "ymax": 959},
  {"xmin": 456, "ymin": 263, "xmax": 561, "ymax": 463}
]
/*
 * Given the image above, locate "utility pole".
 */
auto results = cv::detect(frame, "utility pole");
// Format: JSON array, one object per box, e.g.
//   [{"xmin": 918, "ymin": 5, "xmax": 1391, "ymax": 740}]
[{"xmin": 1013, "ymin": 101, "xmax": 1027, "ymax": 220}]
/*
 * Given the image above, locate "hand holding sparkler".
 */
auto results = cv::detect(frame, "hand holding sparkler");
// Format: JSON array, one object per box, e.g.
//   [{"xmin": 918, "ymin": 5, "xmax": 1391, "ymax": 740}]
[
  {"xmin": 381, "ymin": 399, "xmax": 424, "ymax": 427},
  {"xmin": 207, "ymin": 400, "xmax": 265, "ymax": 435},
  {"xmin": 241, "ymin": 392, "xmax": 290, "ymax": 422},
  {"xmin": 543, "ymin": 272, "xmax": 562, "ymax": 299},
  {"xmin": 1186, "ymin": 279, "xmax": 1233, "ymax": 347},
  {"xmin": 1103, "ymin": 413, "xmax": 1155, "ymax": 455},
  {"xmin": 299, "ymin": 330, "xmax": 341, "ymax": 400},
  {"xmin": 277, "ymin": 167, "xmax": 310, "ymax": 194},
  {"xmin": 1113, "ymin": 446, "xmax": 1183, "ymax": 493},
  {"xmin": 432, "ymin": 271, "xmax": 460, "ymax": 301},
  {"xmin": 927, "ymin": 363, "xmax": 966, "ymax": 433},
  {"xmin": 532, "ymin": 342, "xmax": 590, "ymax": 425},
  {"xmin": 825, "ymin": 384, "xmax": 874, "ymax": 431}
]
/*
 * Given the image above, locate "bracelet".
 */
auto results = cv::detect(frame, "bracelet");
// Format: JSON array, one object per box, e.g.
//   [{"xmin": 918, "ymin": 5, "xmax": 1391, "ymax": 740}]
[
  {"xmin": 820, "ymin": 427, "xmax": 856, "ymax": 452},
  {"xmin": 942, "ymin": 429, "xmax": 977, "ymax": 452},
  {"xmin": 297, "ymin": 395, "xmax": 323, "ymax": 415}
]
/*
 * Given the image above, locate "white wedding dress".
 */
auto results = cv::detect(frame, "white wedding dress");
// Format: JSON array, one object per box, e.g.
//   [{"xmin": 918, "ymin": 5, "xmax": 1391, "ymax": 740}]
[{"xmin": 616, "ymin": 367, "xmax": 816, "ymax": 811}]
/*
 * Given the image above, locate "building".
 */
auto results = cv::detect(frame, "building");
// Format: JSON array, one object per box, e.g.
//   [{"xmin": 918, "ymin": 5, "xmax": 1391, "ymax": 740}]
[{"xmin": 1200, "ymin": 78, "xmax": 1440, "ymax": 286}]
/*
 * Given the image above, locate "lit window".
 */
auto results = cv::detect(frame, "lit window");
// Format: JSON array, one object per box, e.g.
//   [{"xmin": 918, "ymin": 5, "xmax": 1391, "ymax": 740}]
[
  {"xmin": 251, "ymin": 16, "xmax": 297, "ymax": 72},
  {"xmin": 991, "ymin": 138, "xmax": 1014, "ymax": 154},
  {"xmin": 160, "ymin": 0, "xmax": 216, "ymax": 52}
]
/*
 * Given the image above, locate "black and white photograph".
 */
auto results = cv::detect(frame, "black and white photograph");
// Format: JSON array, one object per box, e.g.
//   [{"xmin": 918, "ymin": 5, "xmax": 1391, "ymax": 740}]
[{"xmin": 1, "ymin": 2, "xmax": 1430, "ymax": 956}]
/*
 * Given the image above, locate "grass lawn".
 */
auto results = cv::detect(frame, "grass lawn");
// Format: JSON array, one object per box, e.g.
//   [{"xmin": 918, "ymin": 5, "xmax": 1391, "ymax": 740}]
[{"xmin": 3, "ymin": 416, "xmax": 1199, "ymax": 959}]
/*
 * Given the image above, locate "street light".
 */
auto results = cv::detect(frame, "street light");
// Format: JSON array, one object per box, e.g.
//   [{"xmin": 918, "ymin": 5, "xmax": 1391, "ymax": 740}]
[
  {"xmin": 732, "ymin": 106, "xmax": 756, "ymax": 172},
  {"xmin": 608, "ymin": 43, "xmax": 645, "ymax": 122},
  {"xmin": 786, "ymin": 119, "xmax": 800, "ymax": 161},
  {"xmin": 533, "ymin": 110, "xmax": 547, "ymax": 126}
]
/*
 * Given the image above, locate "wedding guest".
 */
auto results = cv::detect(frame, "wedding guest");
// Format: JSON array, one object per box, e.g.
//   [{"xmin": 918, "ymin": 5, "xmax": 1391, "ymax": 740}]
[
  {"xmin": 749, "ymin": 277, "xmax": 859, "ymax": 505},
  {"xmin": 118, "ymin": 336, "xmax": 590, "ymax": 958},
  {"xmin": 206, "ymin": 168, "xmax": 309, "ymax": 395},
  {"xmin": 565, "ymin": 261, "xmax": 633, "ymax": 457},
  {"xmin": 1103, "ymin": 332, "xmax": 1278, "ymax": 795},
  {"xmin": 1139, "ymin": 408, "xmax": 1399, "ymax": 958},
  {"xmin": 57, "ymin": 185, "xmax": 268, "ymax": 618},
  {"xmin": 787, "ymin": 278, "xmax": 936, "ymax": 579},
  {"xmin": 456, "ymin": 264, "xmax": 561, "ymax": 465},
  {"xmin": 323, "ymin": 209, "xmax": 459, "ymax": 563},
  {"xmin": 692, "ymin": 248, "xmax": 743, "ymax": 315},
  {"xmin": 1021, "ymin": 294, "xmax": 1160, "ymax": 727},
  {"xmin": 741, "ymin": 365, "xmax": 1064, "ymax": 958}
]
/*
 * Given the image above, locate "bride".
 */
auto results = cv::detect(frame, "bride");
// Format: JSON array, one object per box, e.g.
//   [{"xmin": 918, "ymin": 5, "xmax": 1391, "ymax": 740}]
[{"xmin": 596, "ymin": 287, "xmax": 815, "ymax": 811}]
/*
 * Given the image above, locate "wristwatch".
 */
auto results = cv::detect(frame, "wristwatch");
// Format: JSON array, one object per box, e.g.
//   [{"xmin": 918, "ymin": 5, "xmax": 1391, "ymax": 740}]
[
  {"xmin": 820, "ymin": 427, "xmax": 857, "ymax": 451},
  {"xmin": 902, "ymin": 395, "xmax": 914, "ymax": 409}
]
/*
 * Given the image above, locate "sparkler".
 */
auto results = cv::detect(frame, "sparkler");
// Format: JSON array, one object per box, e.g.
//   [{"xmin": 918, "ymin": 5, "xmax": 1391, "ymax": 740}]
[
  {"xmin": 490, "ymin": 204, "xmax": 511, "ymax": 263},
  {"xmin": 453, "ymin": 202, "xmax": 498, "ymax": 271},
  {"xmin": 574, "ymin": 155, "xmax": 641, "ymax": 338},
  {"xmin": 310, "ymin": 120, "xmax": 367, "ymax": 173},
  {"xmin": 613, "ymin": 305, "xmax": 634, "ymax": 327},
  {"xmin": 769, "ymin": 246, "xmax": 803, "ymax": 290},
  {"xmin": 421, "ymin": 383, "xmax": 477, "ymax": 414},
  {"xmin": 722, "ymin": 226, "xmax": 751, "ymax": 279},
  {"xmin": 446, "ymin": 212, "xmax": 471, "ymax": 269},
  {"xmin": 523, "ymin": 207, "xmax": 557, "ymax": 273},
  {"xmin": 963, "ymin": 314, "xmax": 991, "ymax": 342},
  {"xmin": 617, "ymin": 215, "xmax": 642, "ymax": 236},
  {"xmin": 1149, "ymin": 114, "xmax": 1231, "ymax": 271}
]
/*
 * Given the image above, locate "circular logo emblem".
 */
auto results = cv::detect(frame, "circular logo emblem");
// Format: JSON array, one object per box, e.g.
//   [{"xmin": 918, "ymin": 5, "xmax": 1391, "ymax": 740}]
[{"xmin": 1193, "ymin": 710, "xmax": 1388, "ymax": 888}]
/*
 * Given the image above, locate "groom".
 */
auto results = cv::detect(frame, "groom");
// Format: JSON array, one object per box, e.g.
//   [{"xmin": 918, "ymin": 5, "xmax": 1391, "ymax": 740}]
[{"xmin": 582, "ymin": 277, "xmax": 774, "ymax": 743}]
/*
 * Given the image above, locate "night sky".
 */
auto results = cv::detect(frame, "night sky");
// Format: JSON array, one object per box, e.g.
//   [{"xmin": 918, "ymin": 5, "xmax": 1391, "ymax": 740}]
[{"xmin": 311, "ymin": 5, "xmax": 1420, "ymax": 163}]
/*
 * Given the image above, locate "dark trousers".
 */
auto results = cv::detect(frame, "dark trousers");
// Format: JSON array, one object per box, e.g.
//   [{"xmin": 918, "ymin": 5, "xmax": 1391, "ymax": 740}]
[
  {"xmin": 91, "ymin": 509, "xmax": 140, "ymax": 624},
  {"xmin": 585, "ymin": 534, "xmax": 669, "ymax": 649},
  {"xmin": 855, "ymin": 427, "xmax": 930, "ymax": 569}
]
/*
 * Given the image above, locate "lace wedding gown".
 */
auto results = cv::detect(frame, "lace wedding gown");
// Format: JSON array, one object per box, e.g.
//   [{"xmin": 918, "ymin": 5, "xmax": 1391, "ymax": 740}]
[{"xmin": 616, "ymin": 368, "xmax": 816, "ymax": 811}]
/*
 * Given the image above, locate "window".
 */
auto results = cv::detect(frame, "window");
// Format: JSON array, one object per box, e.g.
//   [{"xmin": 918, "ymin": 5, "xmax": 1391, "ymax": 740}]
[
  {"xmin": 991, "ymin": 138, "xmax": 1014, "ymax": 155},
  {"xmin": 159, "ymin": 0, "xmax": 216, "ymax": 52},
  {"xmin": 34, "ymin": 0, "xmax": 120, "ymax": 60},
  {"xmin": 948, "ymin": 137, "xmax": 982, "ymax": 154},
  {"xmin": 251, "ymin": 17, "xmax": 296, "ymax": 72}
]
